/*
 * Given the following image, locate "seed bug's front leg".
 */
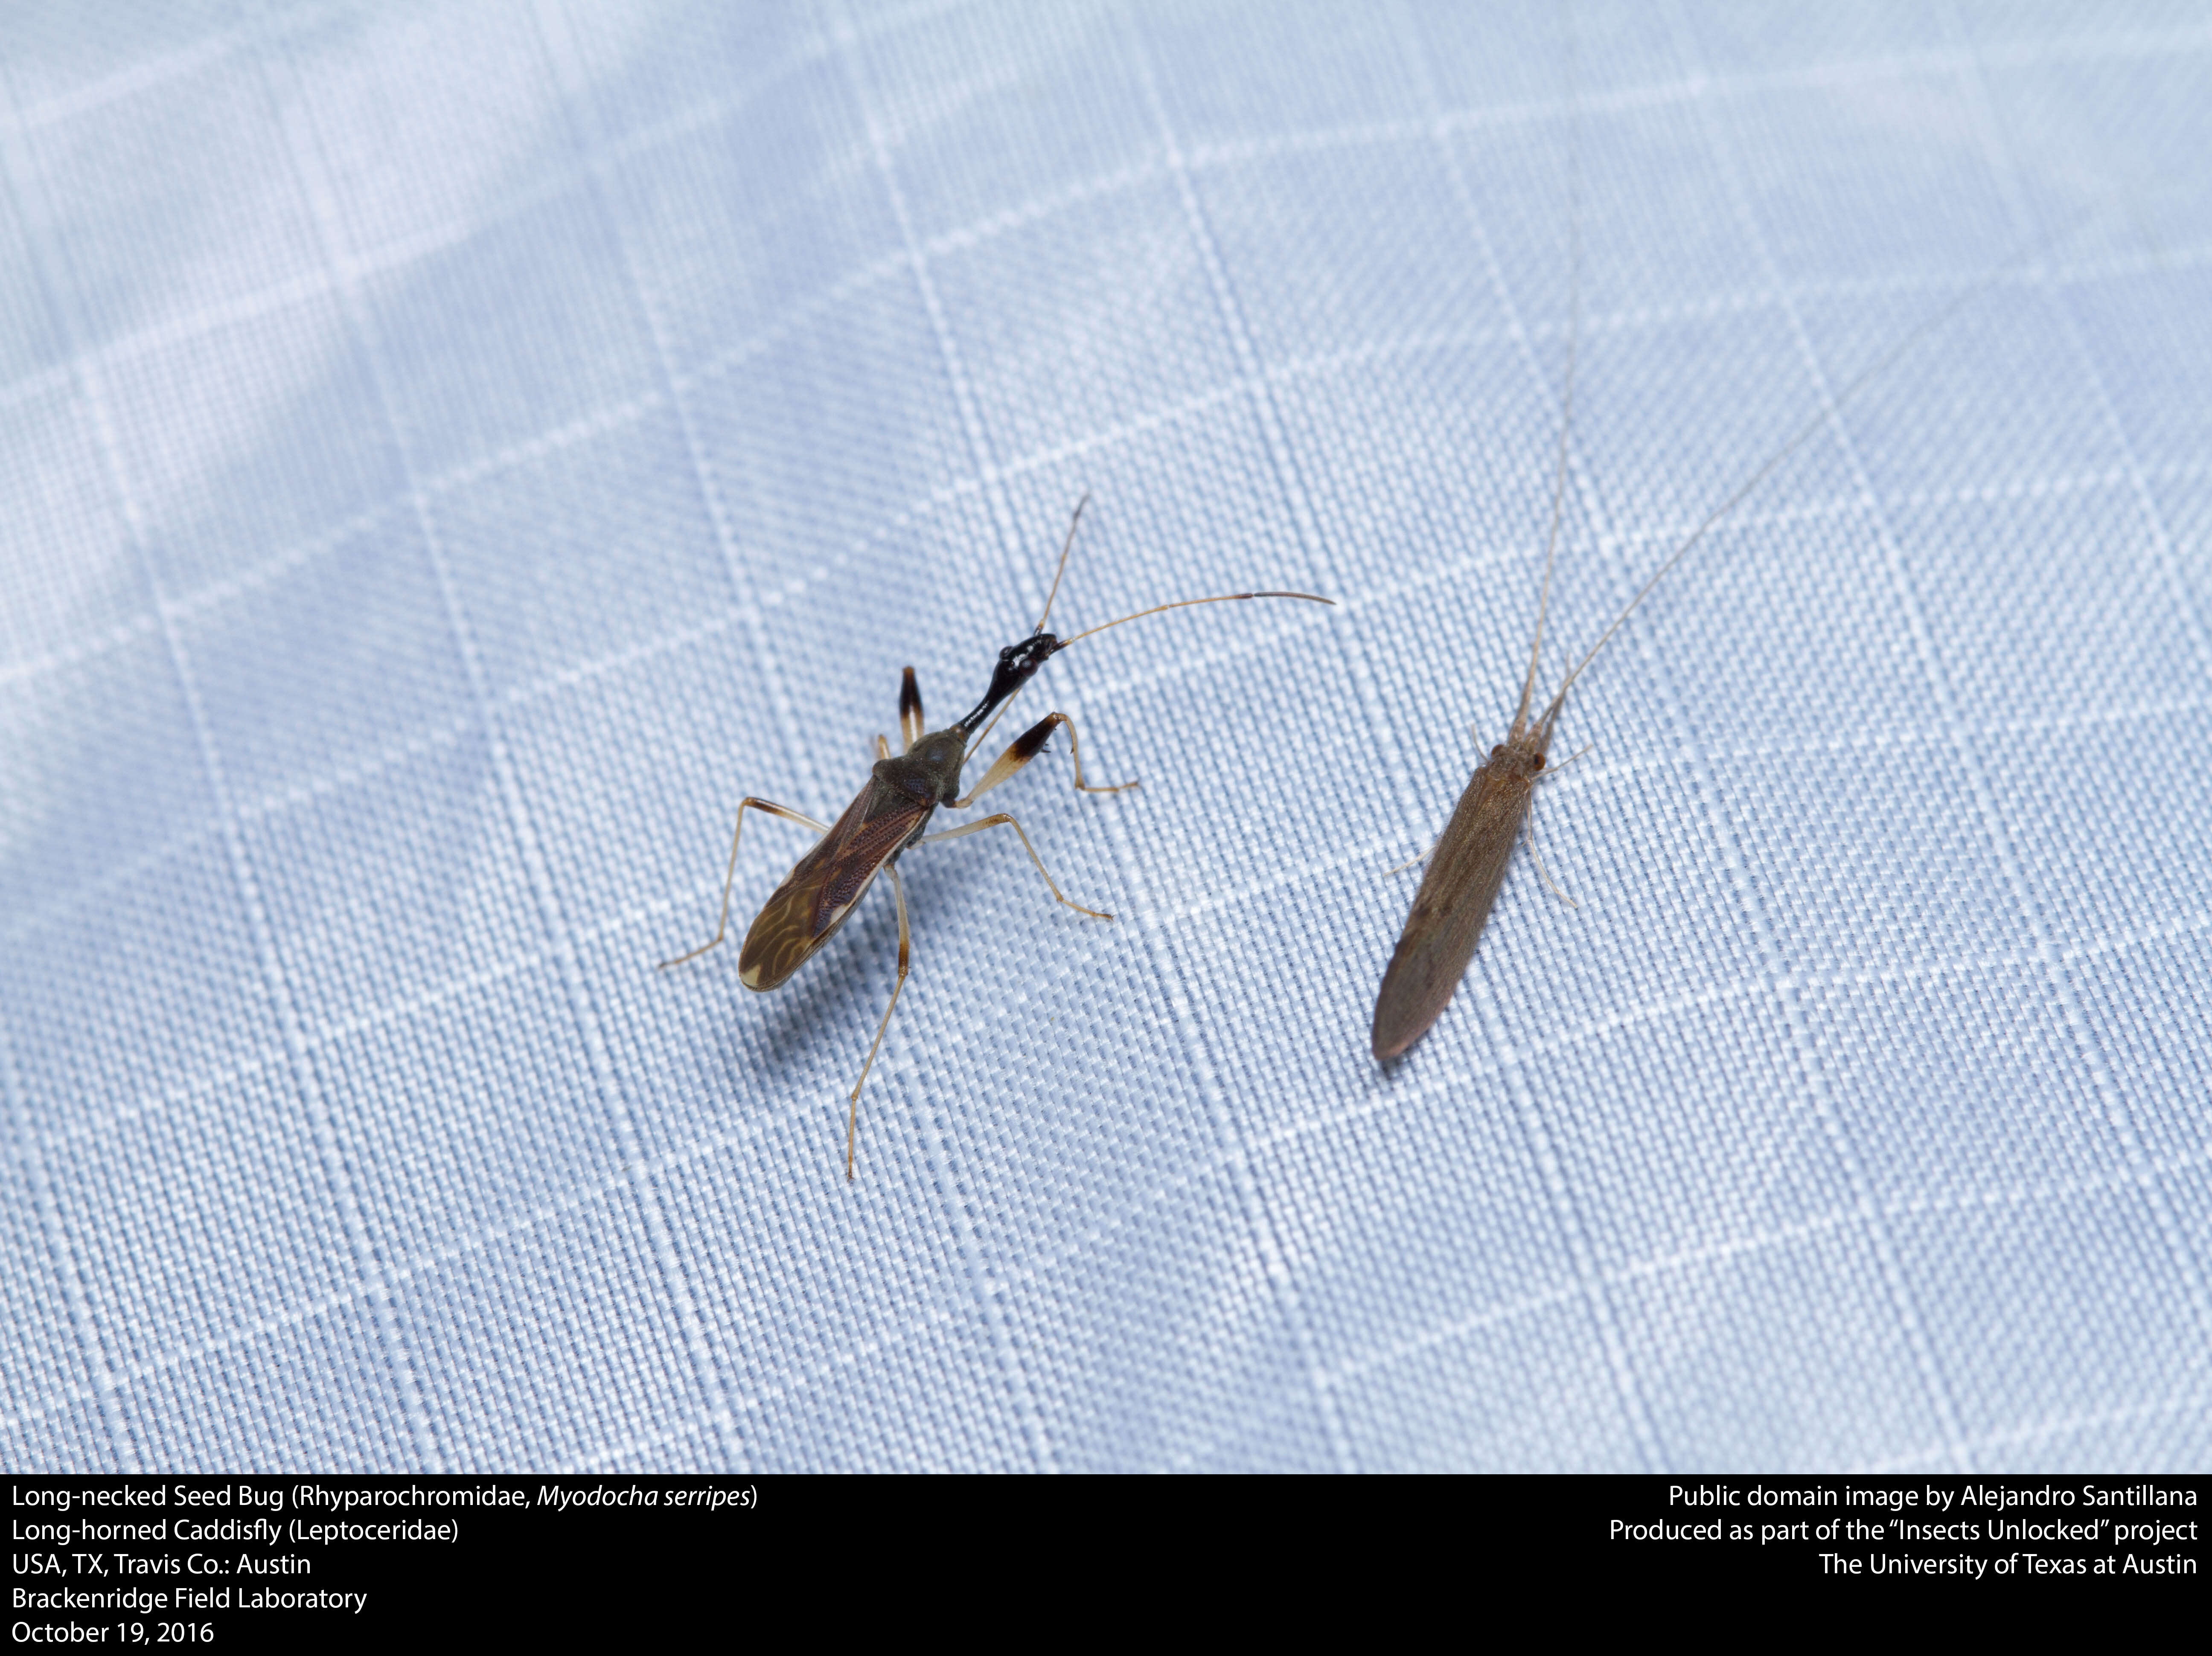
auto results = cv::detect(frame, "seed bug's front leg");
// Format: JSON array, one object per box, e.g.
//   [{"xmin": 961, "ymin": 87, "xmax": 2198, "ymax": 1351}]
[
  {"xmin": 658, "ymin": 797, "xmax": 830, "ymax": 969},
  {"xmin": 847, "ymin": 861, "xmax": 911, "ymax": 1181},
  {"xmin": 921, "ymin": 813, "xmax": 1113, "ymax": 920},
  {"xmin": 952, "ymin": 711, "xmax": 1135, "ymax": 809}
]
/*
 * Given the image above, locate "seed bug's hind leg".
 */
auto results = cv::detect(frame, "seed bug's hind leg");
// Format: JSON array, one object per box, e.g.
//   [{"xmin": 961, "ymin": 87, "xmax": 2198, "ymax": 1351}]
[
  {"xmin": 921, "ymin": 812, "xmax": 1113, "ymax": 920},
  {"xmin": 847, "ymin": 861, "xmax": 912, "ymax": 1181},
  {"xmin": 899, "ymin": 667, "xmax": 924, "ymax": 753},
  {"xmin": 952, "ymin": 711, "xmax": 1135, "ymax": 809},
  {"xmin": 658, "ymin": 798, "xmax": 831, "ymax": 969}
]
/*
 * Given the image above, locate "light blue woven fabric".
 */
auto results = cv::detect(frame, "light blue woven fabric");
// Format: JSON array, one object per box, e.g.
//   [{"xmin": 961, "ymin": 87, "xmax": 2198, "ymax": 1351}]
[{"xmin": 3, "ymin": 0, "xmax": 2207, "ymax": 1473}]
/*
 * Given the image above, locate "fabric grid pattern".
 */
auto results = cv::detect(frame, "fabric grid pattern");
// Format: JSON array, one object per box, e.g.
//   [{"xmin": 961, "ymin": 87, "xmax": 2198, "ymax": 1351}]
[{"xmin": 2, "ymin": 0, "xmax": 2207, "ymax": 1473}]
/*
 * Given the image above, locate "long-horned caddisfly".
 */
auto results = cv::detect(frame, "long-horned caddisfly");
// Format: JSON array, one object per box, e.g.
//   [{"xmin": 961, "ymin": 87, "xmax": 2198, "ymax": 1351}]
[{"xmin": 1372, "ymin": 139, "xmax": 2065, "ymax": 1063}]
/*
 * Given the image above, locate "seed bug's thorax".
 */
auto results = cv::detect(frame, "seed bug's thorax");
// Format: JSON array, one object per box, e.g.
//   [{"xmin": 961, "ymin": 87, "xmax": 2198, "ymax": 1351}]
[{"xmin": 872, "ymin": 725, "xmax": 970, "ymax": 829}]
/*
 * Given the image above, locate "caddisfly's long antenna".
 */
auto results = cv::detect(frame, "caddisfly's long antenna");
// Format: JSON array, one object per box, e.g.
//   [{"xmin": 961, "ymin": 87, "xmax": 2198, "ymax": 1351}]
[
  {"xmin": 1035, "ymin": 494, "xmax": 1089, "ymax": 633},
  {"xmin": 1534, "ymin": 222, "xmax": 2081, "ymax": 741},
  {"xmin": 1512, "ymin": 7, "xmax": 1582, "ymax": 741}
]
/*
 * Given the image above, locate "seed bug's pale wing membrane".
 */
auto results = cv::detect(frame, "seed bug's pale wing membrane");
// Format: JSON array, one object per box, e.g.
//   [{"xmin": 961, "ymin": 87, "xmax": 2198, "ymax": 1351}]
[{"xmin": 658, "ymin": 496, "xmax": 1334, "ymax": 1177}]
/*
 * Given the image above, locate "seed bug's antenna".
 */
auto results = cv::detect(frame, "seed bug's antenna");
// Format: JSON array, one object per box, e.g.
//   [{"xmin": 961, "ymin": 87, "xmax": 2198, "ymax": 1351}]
[
  {"xmin": 962, "ymin": 487, "xmax": 1335, "ymax": 731},
  {"xmin": 962, "ymin": 495, "xmax": 1087, "ymax": 755},
  {"xmin": 1054, "ymin": 590, "xmax": 1334, "ymax": 650},
  {"xmin": 1035, "ymin": 493, "xmax": 1089, "ymax": 634},
  {"xmin": 1512, "ymin": 13, "xmax": 1582, "ymax": 742},
  {"xmin": 954, "ymin": 586, "xmax": 1335, "ymax": 744},
  {"xmin": 956, "ymin": 497, "xmax": 1333, "ymax": 741}
]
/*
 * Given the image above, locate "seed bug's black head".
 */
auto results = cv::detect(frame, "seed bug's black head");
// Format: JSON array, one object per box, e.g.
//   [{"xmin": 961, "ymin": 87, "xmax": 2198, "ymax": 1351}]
[{"xmin": 958, "ymin": 631, "xmax": 1063, "ymax": 733}]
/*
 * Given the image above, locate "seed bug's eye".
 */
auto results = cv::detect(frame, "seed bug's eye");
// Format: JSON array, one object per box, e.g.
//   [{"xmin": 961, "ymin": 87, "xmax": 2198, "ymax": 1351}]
[
  {"xmin": 1491, "ymin": 744, "xmax": 1505, "ymax": 759},
  {"xmin": 1532, "ymin": 754, "xmax": 1546, "ymax": 770}
]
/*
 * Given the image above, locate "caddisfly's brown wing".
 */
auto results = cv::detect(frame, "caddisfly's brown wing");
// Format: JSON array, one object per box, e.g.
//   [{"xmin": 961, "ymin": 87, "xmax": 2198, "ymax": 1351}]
[
  {"xmin": 1371, "ymin": 759, "xmax": 1535, "ymax": 1061},
  {"xmin": 737, "ymin": 780, "xmax": 926, "ymax": 991}
]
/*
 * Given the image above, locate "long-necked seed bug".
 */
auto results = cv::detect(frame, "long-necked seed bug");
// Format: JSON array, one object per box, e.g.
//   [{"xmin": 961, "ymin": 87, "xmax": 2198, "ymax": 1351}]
[{"xmin": 662, "ymin": 500, "xmax": 1332, "ymax": 1176}]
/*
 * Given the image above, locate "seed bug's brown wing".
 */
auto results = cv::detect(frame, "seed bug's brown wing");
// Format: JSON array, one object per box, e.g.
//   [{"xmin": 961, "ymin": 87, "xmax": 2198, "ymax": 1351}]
[
  {"xmin": 1371, "ymin": 761, "xmax": 1535, "ymax": 1062},
  {"xmin": 737, "ymin": 783, "xmax": 926, "ymax": 991}
]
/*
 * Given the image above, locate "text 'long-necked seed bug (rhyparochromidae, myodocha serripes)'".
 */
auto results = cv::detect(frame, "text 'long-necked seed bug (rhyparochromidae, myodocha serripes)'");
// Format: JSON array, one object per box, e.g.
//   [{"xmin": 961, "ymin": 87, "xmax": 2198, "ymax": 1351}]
[{"xmin": 661, "ymin": 499, "xmax": 1332, "ymax": 1177}]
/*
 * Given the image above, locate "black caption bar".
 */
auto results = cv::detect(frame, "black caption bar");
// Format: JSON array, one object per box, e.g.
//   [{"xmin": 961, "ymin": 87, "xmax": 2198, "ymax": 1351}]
[{"xmin": 5, "ymin": 1471, "xmax": 2202, "ymax": 1640}]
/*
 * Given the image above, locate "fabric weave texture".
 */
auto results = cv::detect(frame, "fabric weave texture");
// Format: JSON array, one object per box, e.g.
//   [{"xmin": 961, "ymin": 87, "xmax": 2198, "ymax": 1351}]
[{"xmin": 3, "ymin": 0, "xmax": 2208, "ymax": 1472}]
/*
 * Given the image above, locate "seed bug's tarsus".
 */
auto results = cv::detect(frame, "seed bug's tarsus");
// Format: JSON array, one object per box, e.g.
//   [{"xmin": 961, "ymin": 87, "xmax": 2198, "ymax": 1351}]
[{"xmin": 661, "ymin": 497, "xmax": 1334, "ymax": 1177}]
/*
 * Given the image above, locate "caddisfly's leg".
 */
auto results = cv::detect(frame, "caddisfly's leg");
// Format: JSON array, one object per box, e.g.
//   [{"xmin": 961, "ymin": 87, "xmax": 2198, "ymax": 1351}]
[
  {"xmin": 1537, "ymin": 741, "xmax": 1595, "ymax": 779},
  {"xmin": 1386, "ymin": 841, "xmax": 1436, "ymax": 878},
  {"xmin": 951, "ymin": 711, "xmax": 1135, "ymax": 808},
  {"xmin": 1523, "ymin": 792, "xmax": 1579, "ymax": 909},
  {"xmin": 847, "ymin": 862, "xmax": 911, "ymax": 1181},
  {"xmin": 920, "ymin": 812, "xmax": 1112, "ymax": 920},
  {"xmin": 657, "ymin": 798, "xmax": 830, "ymax": 969}
]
